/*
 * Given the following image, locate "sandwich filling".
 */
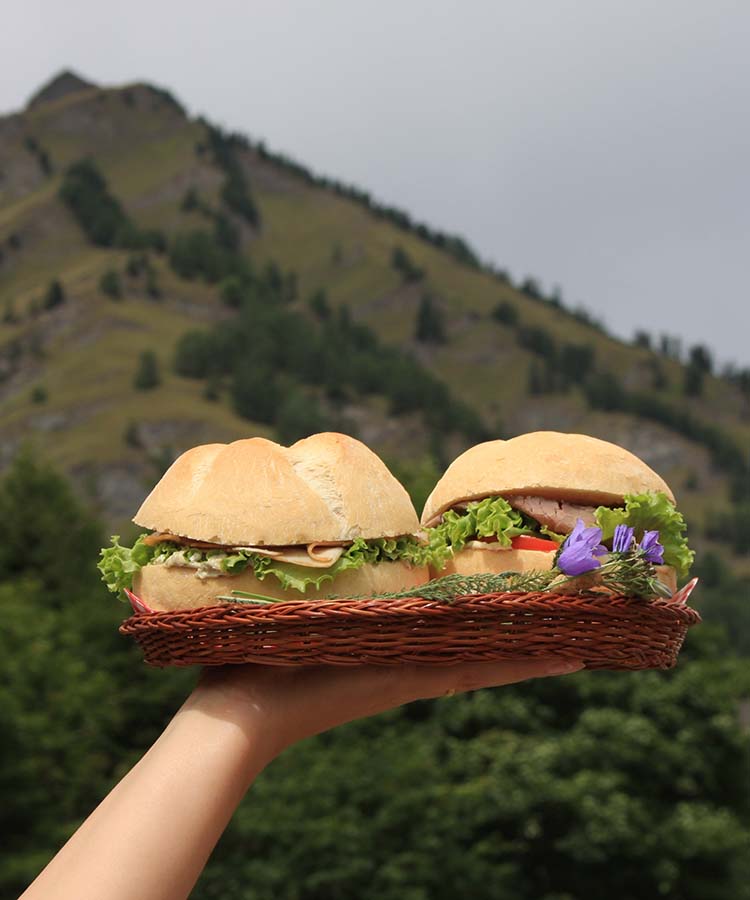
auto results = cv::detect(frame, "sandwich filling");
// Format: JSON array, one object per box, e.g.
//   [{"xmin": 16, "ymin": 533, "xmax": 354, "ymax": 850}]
[
  {"xmin": 99, "ymin": 533, "xmax": 431, "ymax": 597},
  {"xmin": 427, "ymin": 491, "xmax": 693, "ymax": 579}
]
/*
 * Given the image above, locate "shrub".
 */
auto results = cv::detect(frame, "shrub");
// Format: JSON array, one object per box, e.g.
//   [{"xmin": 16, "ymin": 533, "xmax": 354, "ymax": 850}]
[
  {"xmin": 30, "ymin": 385, "xmax": 47, "ymax": 404},
  {"xmin": 415, "ymin": 294, "xmax": 447, "ymax": 343},
  {"xmin": 276, "ymin": 389, "xmax": 329, "ymax": 443},
  {"xmin": 492, "ymin": 300, "xmax": 519, "ymax": 326},
  {"xmin": 518, "ymin": 324, "xmax": 556, "ymax": 359},
  {"xmin": 391, "ymin": 246, "xmax": 423, "ymax": 283},
  {"xmin": 133, "ymin": 351, "xmax": 160, "ymax": 391},
  {"xmin": 231, "ymin": 361, "xmax": 279, "ymax": 424},
  {"xmin": 683, "ymin": 363, "xmax": 704, "ymax": 397},
  {"xmin": 99, "ymin": 269, "xmax": 121, "ymax": 300},
  {"xmin": 43, "ymin": 280, "xmax": 65, "ymax": 310}
]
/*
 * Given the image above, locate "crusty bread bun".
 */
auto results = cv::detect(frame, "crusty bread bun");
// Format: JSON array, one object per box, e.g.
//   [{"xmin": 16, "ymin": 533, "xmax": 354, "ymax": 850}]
[
  {"xmin": 432, "ymin": 546, "xmax": 677, "ymax": 594},
  {"xmin": 135, "ymin": 432, "xmax": 420, "ymax": 546},
  {"xmin": 434, "ymin": 547, "xmax": 558, "ymax": 578},
  {"xmin": 134, "ymin": 560, "xmax": 429, "ymax": 612},
  {"xmin": 422, "ymin": 432, "xmax": 675, "ymax": 526}
]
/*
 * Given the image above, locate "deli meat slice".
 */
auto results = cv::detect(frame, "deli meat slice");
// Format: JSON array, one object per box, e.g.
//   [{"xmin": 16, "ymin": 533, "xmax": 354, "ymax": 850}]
[{"xmin": 507, "ymin": 495, "xmax": 597, "ymax": 534}]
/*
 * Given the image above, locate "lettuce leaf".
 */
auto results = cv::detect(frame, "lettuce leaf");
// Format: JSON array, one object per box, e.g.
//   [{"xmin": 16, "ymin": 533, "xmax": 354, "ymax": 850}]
[
  {"xmin": 98, "ymin": 534, "xmax": 159, "ymax": 597},
  {"xmin": 427, "ymin": 496, "xmax": 534, "ymax": 559},
  {"xmin": 595, "ymin": 492, "xmax": 694, "ymax": 579},
  {"xmin": 99, "ymin": 533, "xmax": 432, "ymax": 598}
]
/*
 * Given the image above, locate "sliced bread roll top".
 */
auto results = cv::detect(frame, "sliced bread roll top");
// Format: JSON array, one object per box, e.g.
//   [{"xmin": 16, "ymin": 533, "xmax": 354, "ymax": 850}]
[
  {"xmin": 135, "ymin": 432, "xmax": 420, "ymax": 545},
  {"xmin": 422, "ymin": 431, "xmax": 675, "ymax": 525}
]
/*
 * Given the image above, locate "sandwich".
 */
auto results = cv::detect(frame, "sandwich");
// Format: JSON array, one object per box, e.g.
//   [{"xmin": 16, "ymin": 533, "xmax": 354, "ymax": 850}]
[
  {"xmin": 99, "ymin": 432, "xmax": 431, "ymax": 611},
  {"xmin": 422, "ymin": 432, "xmax": 694, "ymax": 595}
]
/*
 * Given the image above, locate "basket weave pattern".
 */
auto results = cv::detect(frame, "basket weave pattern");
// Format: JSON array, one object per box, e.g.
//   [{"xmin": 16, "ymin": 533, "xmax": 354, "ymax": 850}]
[{"xmin": 120, "ymin": 591, "xmax": 701, "ymax": 670}]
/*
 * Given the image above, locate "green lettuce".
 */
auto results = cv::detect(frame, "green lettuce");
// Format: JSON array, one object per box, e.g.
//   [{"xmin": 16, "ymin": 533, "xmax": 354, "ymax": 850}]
[
  {"xmin": 98, "ymin": 535, "xmax": 160, "ymax": 597},
  {"xmin": 427, "ymin": 496, "xmax": 535, "ymax": 560},
  {"xmin": 595, "ymin": 492, "xmax": 694, "ymax": 579},
  {"xmin": 99, "ymin": 533, "xmax": 432, "ymax": 598}
]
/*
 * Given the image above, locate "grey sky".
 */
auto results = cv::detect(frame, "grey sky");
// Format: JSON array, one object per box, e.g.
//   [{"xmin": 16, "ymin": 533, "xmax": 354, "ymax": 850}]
[{"xmin": 2, "ymin": 0, "xmax": 748, "ymax": 366}]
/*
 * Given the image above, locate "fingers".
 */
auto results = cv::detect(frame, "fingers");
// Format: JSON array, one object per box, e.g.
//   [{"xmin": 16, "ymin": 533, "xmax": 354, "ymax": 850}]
[
  {"xmin": 193, "ymin": 657, "xmax": 584, "ymax": 755},
  {"xmin": 390, "ymin": 657, "xmax": 584, "ymax": 704},
  {"xmin": 278, "ymin": 657, "xmax": 583, "ymax": 738}
]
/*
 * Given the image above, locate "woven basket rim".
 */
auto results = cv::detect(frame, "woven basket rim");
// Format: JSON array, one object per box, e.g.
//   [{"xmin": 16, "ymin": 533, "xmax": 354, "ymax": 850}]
[
  {"xmin": 119, "ymin": 584, "xmax": 701, "ymax": 671},
  {"xmin": 121, "ymin": 584, "xmax": 701, "ymax": 623}
]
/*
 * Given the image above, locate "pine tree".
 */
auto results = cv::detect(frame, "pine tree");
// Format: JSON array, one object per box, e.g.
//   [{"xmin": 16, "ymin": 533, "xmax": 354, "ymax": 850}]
[
  {"xmin": 133, "ymin": 350, "xmax": 160, "ymax": 390},
  {"xmin": 415, "ymin": 294, "xmax": 446, "ymax": 343}
]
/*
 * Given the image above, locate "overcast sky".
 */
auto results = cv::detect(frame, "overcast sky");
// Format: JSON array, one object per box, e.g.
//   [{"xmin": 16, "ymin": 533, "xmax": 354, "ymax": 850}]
[{"xmin": 2, "ymin": 0, "xmax": 748, "ymax": 367}]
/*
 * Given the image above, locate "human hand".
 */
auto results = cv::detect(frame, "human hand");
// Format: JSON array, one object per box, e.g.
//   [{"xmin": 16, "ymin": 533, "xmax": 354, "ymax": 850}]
[{"xmin": 188, "ymin": 657, "xmax": 583, "ymax": 765}]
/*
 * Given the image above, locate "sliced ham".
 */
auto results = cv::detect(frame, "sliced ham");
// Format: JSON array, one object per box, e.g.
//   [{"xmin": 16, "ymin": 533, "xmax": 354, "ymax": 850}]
[
  {"xmin": 235, "ymin": 544, "xmax": 345, "ymax": 568},
  {"xmin": 507, "ymin": 495, "xmax": 597, "ymax": 534},
  {"xmin": 145, "ymin": 532, "xmax": 347, "ymax": 569}
]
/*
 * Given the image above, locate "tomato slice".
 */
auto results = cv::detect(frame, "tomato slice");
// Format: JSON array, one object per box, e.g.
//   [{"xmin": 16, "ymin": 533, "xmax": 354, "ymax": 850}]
[{"xmin": 510, "ymin": 535, "xmax": 560, "ymax": 553}]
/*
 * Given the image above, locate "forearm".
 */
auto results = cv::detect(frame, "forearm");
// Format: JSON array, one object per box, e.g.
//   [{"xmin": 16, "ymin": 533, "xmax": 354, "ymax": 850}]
[{"xmin": 22, "ymin": 687, "xmax": 272, "ymax": 900}]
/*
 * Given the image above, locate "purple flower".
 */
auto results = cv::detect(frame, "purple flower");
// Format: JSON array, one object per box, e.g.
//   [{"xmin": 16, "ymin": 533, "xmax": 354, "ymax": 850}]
[
  {"xmin": 612, "ymin": 524, "xmax": 635, "ymax": 553},
  {"xmin": 558, "ymin": 518, "xmax": 608, "ymax": 576},
  {"xmin": 640, "ymin": 530, "xmax": 664, "ymax": 564}
]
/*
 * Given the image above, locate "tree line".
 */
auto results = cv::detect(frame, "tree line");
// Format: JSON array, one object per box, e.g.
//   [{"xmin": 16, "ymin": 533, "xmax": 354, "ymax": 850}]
[{"xmin": 1, "ymin": 451, "xmax": 748, "ymax": 899}]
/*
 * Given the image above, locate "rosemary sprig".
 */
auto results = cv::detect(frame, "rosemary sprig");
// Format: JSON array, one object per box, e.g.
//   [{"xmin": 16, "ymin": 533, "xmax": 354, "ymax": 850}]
[{"xmin": 218, "ymin": 552, "xmax": 671, "ymax": 606}]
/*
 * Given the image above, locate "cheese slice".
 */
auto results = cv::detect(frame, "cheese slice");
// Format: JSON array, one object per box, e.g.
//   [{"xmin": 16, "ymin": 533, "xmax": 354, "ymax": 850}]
[{"xmin": 465, "ymin": 540, "xmax": 508, "ymax": 552}]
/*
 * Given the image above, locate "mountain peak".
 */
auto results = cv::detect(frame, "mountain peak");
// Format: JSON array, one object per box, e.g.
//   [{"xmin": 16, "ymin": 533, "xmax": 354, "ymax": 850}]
[{"xmin": 27, "ymin": 70, "xmax": 98, "ymax": 110}]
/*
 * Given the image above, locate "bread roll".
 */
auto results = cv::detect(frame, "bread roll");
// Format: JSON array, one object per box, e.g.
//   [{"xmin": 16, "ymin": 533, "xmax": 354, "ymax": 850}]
[
  {"xmin": 422, "ymin": 432, "xmax": 675, "ymax": 526},
  {"xmin": 135, "ymin": 432, "xmax": 420, "ymax": 546},
  {"xmin": 134, "ymin": 559, "xmax": 429, "ymax": 612}
]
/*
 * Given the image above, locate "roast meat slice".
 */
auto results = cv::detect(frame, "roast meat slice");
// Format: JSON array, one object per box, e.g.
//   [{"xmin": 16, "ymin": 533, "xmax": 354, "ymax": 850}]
[{"xmin": 507, "ymin": 495, "xmax": 598, "ymax": 534}]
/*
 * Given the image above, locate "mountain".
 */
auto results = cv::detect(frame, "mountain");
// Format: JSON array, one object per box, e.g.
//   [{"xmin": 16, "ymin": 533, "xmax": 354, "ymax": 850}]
[{"xmin": 0, "ymin": 74, "xmax": 748, "ymax": 574}]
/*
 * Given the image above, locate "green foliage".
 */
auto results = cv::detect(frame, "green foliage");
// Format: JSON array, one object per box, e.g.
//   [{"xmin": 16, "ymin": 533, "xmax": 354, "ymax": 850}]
[
  {"xmin": 634, "ymin": 329, "xmax": 652, "ymax": 349},
  {"xmin": 43, "ymin": 279, "xmax": 65, "ymax": 310},
  {"xmin": 2, "ymin": 299, "xmax": 19, "ymax": 324},
  {"xmin": 133, "ymin": 350, "xmax": 160, "ymax": 391},
  {"xmin": 194, "ymin": 640, "xmax": 750, "ymax": 900},
  {"xmin": 220, "ymin": 275, "xmax": 244, "ymax": 308},
  {"xmin": 0, "ymin": 453, "xmax": 193, "ymax": 897},
  {"xmin": 308, "ymin": 288, "xmax": 331, "ymax": 320},
  {"xmin": 3, "ymin": 454, "xmax": 750, "ymax": 898},
  {"xmin": 585, "ymin": 373, "xmax": 749, "ymax": 484},
  {"xmin": 173, "ymin": 264, "xmax": 485, "ymax": 443},
  {"xmin": 689, "ymin": 343, "xmax": 713, "ymax": 375},
  {"xmin": 99, "ymin": 268, "xmax": 122, "ymax": 299},
  {"xmin": 30, "ymin": 384, "xmax": 47, "ymax": 404},
  {"xmin": 206, "ymin": 125, "xmax": 260, "ymax": 226},
  {"xmin": 275, "ymin": 388, "xmax": 329, "ymax": 444},
  {"xmin": 706, "ymin": 504, "xmax": 750, "ymax": 555},
  {"xmin": 0, "ymin": 449, "xmax": 102, "ymax": 592},
  {"xmin": 59, "ymin": 159, "xmax": 164, "ymax": 251},
  {"xmin": 391, "ymin": 245, "xmax": 424, "ymax": 282},
  {"xmin": 231, "ymin": 361, "xmax": 279, "ymax": 424},
  {"xmin": 181, "ymin": 185, "xmax": 201, "ymax": 212},
  {"xmin": 684, "ymin": 362, "xmax": 704, "ymax": 396},
  {"xmin": 25, "ymin": 134, "xmax": 53, "ymax": 175},
  {"xmin": 415, "ymin": 293, "xmax": 446, "ymax": 343},
  {"xmin": 492, "ymin": 300, "xmax": 519, "ymax": 326},
  {"xmin": 168, "ymin": 229, "xmax": 248, "ymax": 282},
  {"xmin": 518, "ymin": 324, "xmax": 556, "ymax": 359}
]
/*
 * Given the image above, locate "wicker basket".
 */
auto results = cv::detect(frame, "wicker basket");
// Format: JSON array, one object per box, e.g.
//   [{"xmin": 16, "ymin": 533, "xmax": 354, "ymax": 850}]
[{"xmin": 120, "ymin": 579, "xmax": 700, "ymax": 671}]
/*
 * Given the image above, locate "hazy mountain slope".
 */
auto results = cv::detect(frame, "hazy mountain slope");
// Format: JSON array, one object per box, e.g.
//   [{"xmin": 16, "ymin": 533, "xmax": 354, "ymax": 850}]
[{"xmin": 0, "ymin": 74, "xmax": 746, "ymax": 554}]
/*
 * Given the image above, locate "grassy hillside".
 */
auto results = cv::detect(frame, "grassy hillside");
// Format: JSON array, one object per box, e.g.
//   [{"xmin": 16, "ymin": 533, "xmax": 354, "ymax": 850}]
[{"xmin": 1, "ymin": 74, "xmax": 748, "ymax": 577}]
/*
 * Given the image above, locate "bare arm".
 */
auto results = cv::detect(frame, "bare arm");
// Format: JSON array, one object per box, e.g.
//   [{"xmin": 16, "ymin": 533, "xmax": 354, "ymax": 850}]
[{"xmin": 21, "ymin": 657, "xmax": 581, "ymax": 900}]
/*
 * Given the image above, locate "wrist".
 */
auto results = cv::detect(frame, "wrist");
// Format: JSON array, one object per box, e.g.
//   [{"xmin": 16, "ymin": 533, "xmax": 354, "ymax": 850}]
[{"xmin": 182, "ymin": 674, "xmax": 282, "ymax": 771}]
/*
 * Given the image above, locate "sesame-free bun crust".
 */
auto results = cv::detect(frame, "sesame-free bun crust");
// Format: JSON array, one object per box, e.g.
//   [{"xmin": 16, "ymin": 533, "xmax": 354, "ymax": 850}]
[
  {"xmin": 432, "ymin": 547, "xmax": 557, "ymax": 579},
  {"xmin": 133, "ymin": 560, "xmax": 429, "ymax": 612},
  {"xmin": 431, "ymin": 546, "xmax": 676, "ymax": 594},
  {"xmin": 422, "ymin": 432, "xmax": 675, "ymax": 525},
  {"xmin": 134, "ymin": 433, "xmax": 420, "ymax": 545}
]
